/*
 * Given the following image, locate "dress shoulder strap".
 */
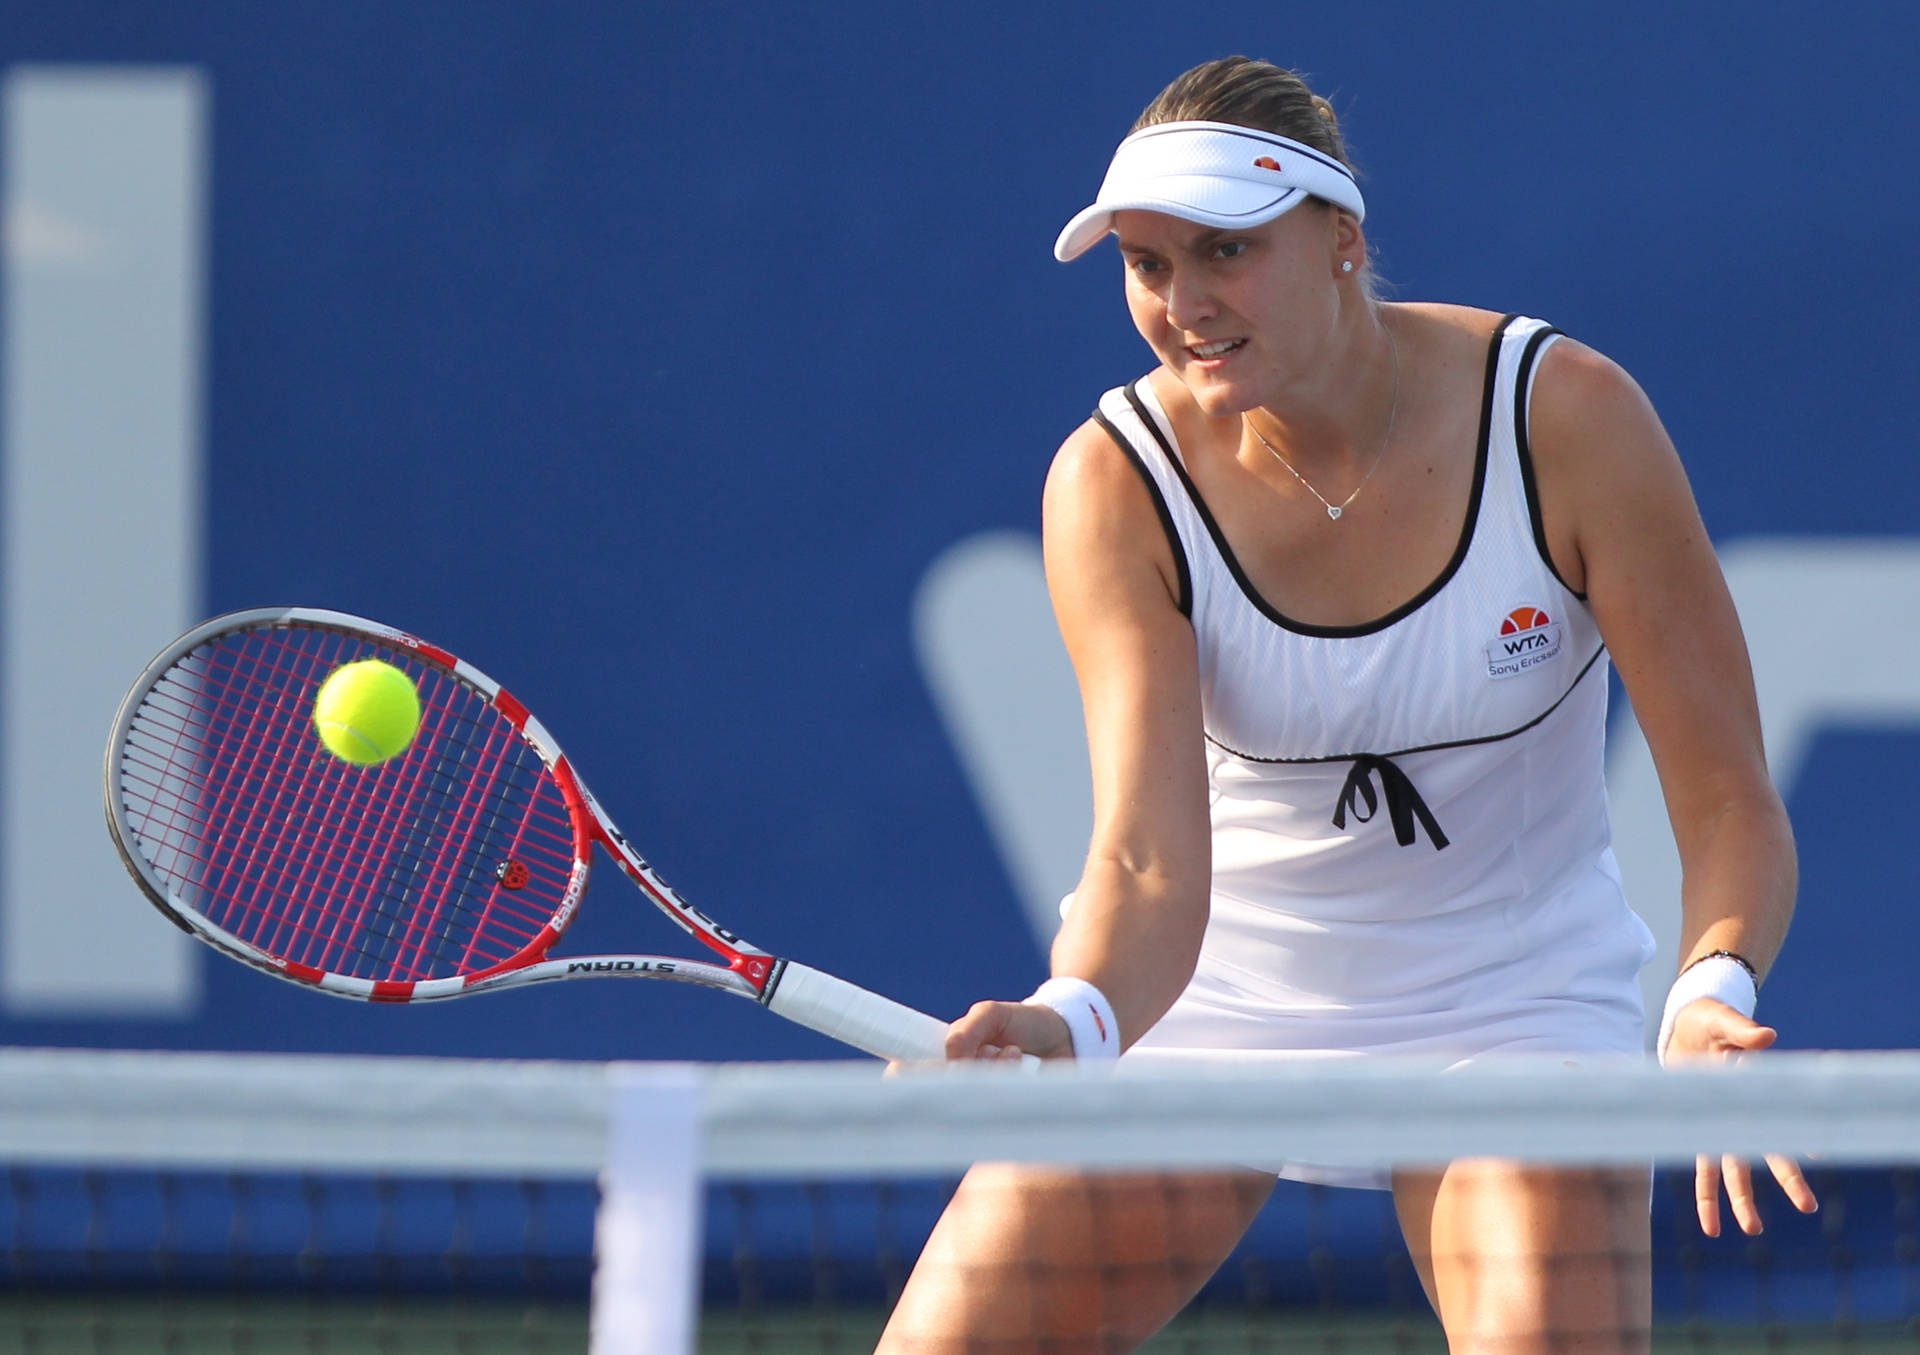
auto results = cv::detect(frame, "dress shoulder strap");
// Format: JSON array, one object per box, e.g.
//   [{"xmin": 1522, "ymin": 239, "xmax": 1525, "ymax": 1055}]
[{"xmin": 1091, "ymin": 379, "xmax": 1202, "ymax": 619}]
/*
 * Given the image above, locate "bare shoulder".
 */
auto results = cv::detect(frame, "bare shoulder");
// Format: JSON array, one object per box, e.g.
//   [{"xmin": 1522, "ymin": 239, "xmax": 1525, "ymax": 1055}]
[
  {"xmin": 1046, "ymin": 414, "xmax": 1154, "ymax": 527},
  {"xmin": 1529, "ymin": 335, "xmax": 1678, "ymax": 487},
  {"xmin": 1389, "ymin": 301, "xmax": 1512, "ymax": 352},
  {"xmin": 1383, "ymin": 304, "xmax": 1517, "ymax": 395},
  {"xmin": 1044, "ymin": 410, "xmax": 1185, "ymax": 613},
  {"xmin": 1049, "ymin": 413, "xmax": 1134, "ymax": 488},
  {"xmin": 1533, "ymin": 336, "xmax": 1659, "ymax": 427},
  {"xmin": 1393, "ymin": 301, "xmax": 1510, "ymax": 336},
  {"xmin": 1526, "ymin": 334, "xmax": 1700, "ymax": 596}
]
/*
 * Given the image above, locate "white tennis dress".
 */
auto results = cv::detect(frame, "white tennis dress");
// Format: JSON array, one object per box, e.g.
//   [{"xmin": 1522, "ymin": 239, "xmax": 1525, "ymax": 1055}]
[{"xmin": 1094, "ymin": 314, "xmax": 1656, "ymax": 1184}]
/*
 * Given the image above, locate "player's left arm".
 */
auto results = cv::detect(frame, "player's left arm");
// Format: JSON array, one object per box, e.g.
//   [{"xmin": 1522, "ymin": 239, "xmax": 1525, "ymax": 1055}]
[
  {"xmin": 1527, "ymin": 336, "xmax": 1816, "ymax": 1235},
  {"xmin": 1530, "ymin": 339, "xmax": 1793, "ymax": 989}
]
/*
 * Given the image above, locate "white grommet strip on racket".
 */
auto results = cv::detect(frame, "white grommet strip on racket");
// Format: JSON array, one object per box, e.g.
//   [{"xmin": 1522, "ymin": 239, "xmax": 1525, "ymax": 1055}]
[{"xmin": 104, "ymin": 607, "xmax": 951, "ymax": 1062}]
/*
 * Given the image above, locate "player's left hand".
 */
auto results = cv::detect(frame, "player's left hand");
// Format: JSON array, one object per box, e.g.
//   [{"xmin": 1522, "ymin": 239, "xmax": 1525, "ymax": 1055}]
[{"xmin": 1666, "ymin": 999, "xmax": 1820, "ymax": 1236}]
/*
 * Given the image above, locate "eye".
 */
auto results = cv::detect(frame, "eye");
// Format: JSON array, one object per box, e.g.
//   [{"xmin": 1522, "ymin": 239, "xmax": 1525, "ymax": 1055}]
[
  {"xmin": 1213, "ymin": 240, "xmax": 1248, "ymax": 260},
  {"xmin": 1125, "ymin": 254, "xmax": 1165, "ymax": 276}
]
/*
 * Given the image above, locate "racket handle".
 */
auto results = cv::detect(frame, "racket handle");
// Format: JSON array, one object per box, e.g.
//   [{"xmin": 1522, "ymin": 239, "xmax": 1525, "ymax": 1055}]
[{"xmin": 765, "ymin": 962, "xmax": 952, "ymax": 1062}]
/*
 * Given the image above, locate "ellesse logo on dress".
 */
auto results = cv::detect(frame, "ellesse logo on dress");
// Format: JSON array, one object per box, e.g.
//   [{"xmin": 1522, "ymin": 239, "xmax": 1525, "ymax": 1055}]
[{"xmin": 1485, "ymin": 606, "xmax": 1564, "ymax": 679}]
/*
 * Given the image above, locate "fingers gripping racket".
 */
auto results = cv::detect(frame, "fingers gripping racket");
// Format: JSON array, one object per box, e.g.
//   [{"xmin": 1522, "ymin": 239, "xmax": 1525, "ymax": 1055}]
[{"xmin": 104, "ymin": 607, "xmax": 950, "ymax": 1061}]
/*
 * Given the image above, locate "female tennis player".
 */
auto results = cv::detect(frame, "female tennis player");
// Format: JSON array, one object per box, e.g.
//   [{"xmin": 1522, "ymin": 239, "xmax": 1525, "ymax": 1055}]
[{"xmin": 878, "ymin": 57, "xmax": 1815, "ymax": 1353}]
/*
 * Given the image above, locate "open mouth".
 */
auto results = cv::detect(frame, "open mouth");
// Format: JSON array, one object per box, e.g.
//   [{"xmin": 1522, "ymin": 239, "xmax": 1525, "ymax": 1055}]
[{"xmin": 1188, "ymin": 338, "xmax": 1246, "ymax": 360}]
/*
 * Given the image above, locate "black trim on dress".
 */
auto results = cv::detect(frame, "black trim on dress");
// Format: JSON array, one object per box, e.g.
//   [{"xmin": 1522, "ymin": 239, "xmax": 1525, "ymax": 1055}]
[
  {"xmin": 1205, "ymin": 640, "xmax": 1607, "ymax": 767},
  {"xmin": 1118, "ymin": 313, "xmax": 1517, "ymax": 638},
  {"xmin": 1103, "ymin": 315, "xmax": 1599, "ymax": 854},
  {"xmin": 1511, "ymin": 323, "xmax": 1587, "ymax": 601},
  {"xmin": 1204, "ymin": 642, "xmax": 1608, "ymax": 853},
  {"xmin": 1092, "ymin": 407, "xmax": 1194, "ymax": 618}
]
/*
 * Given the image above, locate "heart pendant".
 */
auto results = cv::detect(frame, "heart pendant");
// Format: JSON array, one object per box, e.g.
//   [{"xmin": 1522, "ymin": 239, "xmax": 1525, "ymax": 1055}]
[{"xmin": 1327, "ymin": 505, "xmax": 1343, "ymax": 520}]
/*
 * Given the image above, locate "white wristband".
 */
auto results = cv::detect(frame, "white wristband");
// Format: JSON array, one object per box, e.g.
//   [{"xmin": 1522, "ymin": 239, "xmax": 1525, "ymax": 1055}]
[
  {"xmin": 1657, "ymin": 955, "xmax": 1758, "ymax": 1067},
  {"xmin": 1026, "ymin": 976, "xmax": 1120, "ymax": 1060}
]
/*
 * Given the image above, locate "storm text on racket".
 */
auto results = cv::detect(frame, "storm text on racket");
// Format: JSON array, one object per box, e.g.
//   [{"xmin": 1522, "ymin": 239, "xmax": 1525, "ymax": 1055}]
[{"xmin": 565, "ymin": 959, "xmax": 679, "ymax": 975}]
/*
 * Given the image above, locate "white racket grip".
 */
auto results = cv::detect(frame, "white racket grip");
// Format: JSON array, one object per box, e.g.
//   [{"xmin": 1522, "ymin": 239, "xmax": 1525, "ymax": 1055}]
[{"xmin": 765, "ymin": 962, "xmax": 951, "ymax": 1062}]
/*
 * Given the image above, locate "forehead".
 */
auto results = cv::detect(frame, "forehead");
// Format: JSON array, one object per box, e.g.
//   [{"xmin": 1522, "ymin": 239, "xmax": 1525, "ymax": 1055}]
[
  {"xmin": 1110, "ymin": 207, "xmax": 1305, "ymax": 254},
  {"xmin": 1110, "ymin": 210, "xmax": 1224, "ymax": 251}
]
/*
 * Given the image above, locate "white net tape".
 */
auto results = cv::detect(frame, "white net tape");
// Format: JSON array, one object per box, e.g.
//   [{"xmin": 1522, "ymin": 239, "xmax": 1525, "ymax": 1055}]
[
  {"xmin": 4, "ymin": 1047, "xmax": 1918, "ymax": 1353},
  {"xmin": 8, "ymin": 1046, "xmax": 1920, "ymax": 1175}
]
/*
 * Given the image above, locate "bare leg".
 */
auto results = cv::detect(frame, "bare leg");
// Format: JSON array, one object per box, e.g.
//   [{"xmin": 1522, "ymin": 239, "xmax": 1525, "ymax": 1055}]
[
  {"xmin": 875, "ymin": 1164, "xmax": 1274, "ymax": 1355},
  {"xmin": 1392, "ymin": 1160, "xmax": 1651, "ymax": 1355}
]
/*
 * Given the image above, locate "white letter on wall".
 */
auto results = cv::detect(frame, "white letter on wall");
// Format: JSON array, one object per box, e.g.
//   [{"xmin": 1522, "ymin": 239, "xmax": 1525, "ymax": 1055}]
[
  {"xmin": 913, "ymin": 531, "xmax": 1089, "ymax": 951},
  {"xmin": 2, "ymin": 67, "xmax": 208, "ymax": 1015}
]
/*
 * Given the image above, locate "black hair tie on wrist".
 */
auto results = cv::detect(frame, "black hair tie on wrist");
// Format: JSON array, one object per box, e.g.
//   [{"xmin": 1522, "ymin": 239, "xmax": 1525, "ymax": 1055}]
[{"xmin": 1685, "ymin": 949, "xmax": 1759, "ymax": 984}]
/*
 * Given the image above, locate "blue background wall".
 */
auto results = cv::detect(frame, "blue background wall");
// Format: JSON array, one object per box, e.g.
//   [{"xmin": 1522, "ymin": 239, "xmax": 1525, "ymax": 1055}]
[{"xmin": 2, "ymin": 1, "xmax": 1915, "ymax": 1065}]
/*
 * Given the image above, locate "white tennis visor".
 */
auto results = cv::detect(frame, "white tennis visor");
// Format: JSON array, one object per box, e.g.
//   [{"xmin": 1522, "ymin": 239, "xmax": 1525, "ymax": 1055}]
[{"xmin": 1053, "ymin": 120, "xmax": 1366, "ymax": 263}]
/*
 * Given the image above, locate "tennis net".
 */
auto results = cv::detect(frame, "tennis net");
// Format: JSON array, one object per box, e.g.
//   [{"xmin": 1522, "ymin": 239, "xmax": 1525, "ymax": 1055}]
[{"xmin": 3, "ymin": 1047, "xmax": 1919, "ymax": 1352}]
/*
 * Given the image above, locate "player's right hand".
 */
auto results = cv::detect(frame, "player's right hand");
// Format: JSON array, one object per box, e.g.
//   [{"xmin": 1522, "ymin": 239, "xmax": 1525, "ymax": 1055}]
[{"xmin": 945, "ymin": 999, "xmax": 1075, "ymax": 1061}]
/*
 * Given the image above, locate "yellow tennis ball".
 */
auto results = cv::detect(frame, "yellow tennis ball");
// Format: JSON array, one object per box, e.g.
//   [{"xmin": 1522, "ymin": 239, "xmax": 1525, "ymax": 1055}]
[{"xmin": 313, "ymin": 659, "xmax": 420, "ymax": 765}]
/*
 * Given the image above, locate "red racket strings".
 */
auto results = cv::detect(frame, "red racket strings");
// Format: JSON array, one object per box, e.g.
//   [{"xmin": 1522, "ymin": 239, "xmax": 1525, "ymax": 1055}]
[{"xmin": 115, "ymin": 623, "xmax": 578, "ymax": 983}]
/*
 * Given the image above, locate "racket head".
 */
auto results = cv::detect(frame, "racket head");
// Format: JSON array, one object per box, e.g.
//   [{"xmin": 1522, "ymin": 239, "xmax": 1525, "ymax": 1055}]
[{"xmin": 105, "ymin": 608, "xmax": 593, "ymax": 1000}]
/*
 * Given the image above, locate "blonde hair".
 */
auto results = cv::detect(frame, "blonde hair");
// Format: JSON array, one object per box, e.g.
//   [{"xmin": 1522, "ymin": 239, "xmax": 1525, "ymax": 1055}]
[{"xmin": 1132, "ymin": 57, "xmax": 1380, "ymax": 296}]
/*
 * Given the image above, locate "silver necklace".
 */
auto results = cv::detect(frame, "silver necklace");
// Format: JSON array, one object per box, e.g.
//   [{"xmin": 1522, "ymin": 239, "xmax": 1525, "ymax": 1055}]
[{"xmin": 1246, "ymin": 330, "xmax": 1400, "ymax": 521}]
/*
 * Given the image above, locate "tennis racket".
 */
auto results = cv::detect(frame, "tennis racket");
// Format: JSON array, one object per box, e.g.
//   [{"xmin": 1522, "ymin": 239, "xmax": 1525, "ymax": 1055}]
[{"xmin": 104, "ymin": 606, "xmax": 951, "ymax": 1061}]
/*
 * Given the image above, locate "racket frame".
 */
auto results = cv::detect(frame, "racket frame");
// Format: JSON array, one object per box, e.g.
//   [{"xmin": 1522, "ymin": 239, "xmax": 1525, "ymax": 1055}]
[
  {"xmin": 106, "ymin": 607, "xmax": 953, "ymax": 1060},
  {"xmin": 106, "ymin": 607, "xmax": 776, "ymax": 1007}
]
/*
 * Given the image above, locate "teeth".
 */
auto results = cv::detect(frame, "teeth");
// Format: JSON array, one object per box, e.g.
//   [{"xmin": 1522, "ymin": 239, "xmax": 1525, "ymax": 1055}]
[{"xmin": 1192, "ymin": 339, "xmax": 1243, "ymax": 358}]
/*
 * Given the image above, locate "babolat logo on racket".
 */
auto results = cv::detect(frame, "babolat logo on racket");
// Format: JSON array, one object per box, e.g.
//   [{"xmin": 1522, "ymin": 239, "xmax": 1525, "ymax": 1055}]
[{"xmin": 1485, "ymin": 606, "xmax": 1563, "ymax": 679}]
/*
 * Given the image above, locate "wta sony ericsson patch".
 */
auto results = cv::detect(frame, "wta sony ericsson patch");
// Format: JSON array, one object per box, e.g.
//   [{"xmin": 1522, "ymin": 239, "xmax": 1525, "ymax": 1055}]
[{"xmin": 1485, "ymin": 606, "xmax": 1564, "ymax": 679}]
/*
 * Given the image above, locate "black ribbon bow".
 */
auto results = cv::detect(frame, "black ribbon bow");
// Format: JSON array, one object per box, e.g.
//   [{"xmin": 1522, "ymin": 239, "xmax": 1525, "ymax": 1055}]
[{"xmin": 1333, "ymin": 754, "xmax": 1449, "ymax": 850}]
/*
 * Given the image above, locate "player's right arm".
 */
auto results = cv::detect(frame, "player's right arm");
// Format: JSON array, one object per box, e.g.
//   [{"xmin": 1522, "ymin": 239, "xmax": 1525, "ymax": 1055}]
[{"xmin": 943, "ymin": 415, "xmax": 1214, "ymax": 1060}]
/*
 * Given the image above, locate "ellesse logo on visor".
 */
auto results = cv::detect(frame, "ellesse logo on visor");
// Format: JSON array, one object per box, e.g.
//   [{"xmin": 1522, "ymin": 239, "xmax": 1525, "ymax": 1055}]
[
  {"xmin": 1253, "ymin": 156, "xmax": 1282, "ymax": 171},
  {"xmin": 1485, "ymin": 606, "xmax": 1563, "ymax": 679}
]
